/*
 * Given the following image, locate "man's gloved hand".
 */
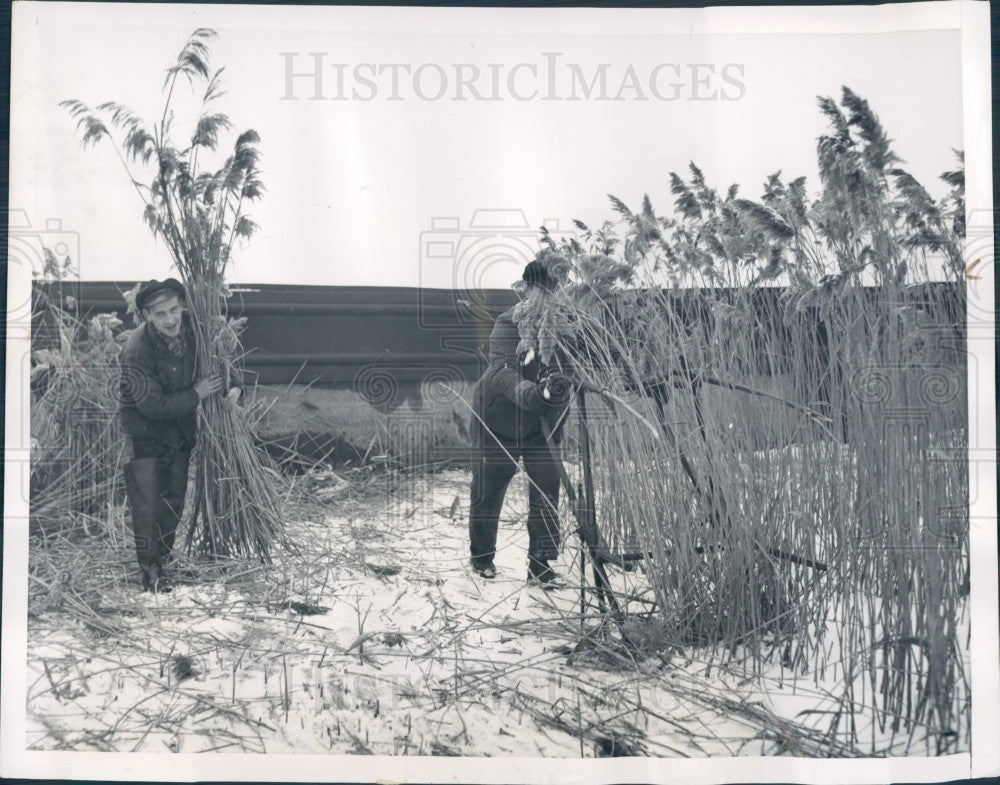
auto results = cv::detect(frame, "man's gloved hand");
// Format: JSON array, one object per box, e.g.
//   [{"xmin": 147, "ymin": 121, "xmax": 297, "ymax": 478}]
[
  {"xmin": 539, "ymin": 370, "xmax": 574, "ymax": 406},
  {"xmin": 511, "ymin": 368, "xmax": 574, "ymax": 414}
]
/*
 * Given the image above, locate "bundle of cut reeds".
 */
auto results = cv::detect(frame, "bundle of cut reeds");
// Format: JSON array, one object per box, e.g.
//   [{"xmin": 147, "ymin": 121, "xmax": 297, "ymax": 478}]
[{"xmin": 61, "ymin": 29, "xmax": 283, "ymax": 561}]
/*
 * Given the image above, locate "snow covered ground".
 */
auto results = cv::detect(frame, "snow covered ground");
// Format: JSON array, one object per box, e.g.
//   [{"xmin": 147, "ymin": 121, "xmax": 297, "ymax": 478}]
[{"xmin": 25, "ymin": 468, "xmax": 965, "ymax": 757}]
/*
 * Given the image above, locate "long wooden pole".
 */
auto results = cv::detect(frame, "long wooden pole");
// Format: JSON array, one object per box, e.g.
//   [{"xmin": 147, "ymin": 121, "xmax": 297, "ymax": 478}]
[{"xmin": 538, "ymin": 408, "xmax": 624, "ymax": 624}]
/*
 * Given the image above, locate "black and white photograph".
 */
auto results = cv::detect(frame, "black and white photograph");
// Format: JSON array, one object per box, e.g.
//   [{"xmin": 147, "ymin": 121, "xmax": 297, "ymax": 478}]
[{"xmin": 2, "ymin": 1, "xmax": 996, "ymax": 783}]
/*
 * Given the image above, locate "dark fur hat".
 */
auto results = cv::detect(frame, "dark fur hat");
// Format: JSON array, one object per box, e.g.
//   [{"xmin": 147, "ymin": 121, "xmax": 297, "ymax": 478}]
[{"xmin": 521, "ymin": 260, "xmax": 556, "ymax": 291}]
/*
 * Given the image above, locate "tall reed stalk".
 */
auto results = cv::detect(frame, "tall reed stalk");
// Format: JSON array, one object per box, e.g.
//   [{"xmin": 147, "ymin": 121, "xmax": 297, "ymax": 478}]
[{"xmin": 61, "ymin": 29, "xmax": 282, "ymax": 560}]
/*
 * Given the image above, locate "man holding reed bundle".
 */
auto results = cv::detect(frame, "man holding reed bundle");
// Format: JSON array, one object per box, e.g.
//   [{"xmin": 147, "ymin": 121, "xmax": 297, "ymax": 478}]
[
  {"xmin": 119, "ymin": 279, "xmax": 240, "ymax": 592},
  {"xmin": 468, "ymin": 254, "xmax": 574, "ymax": 587}
]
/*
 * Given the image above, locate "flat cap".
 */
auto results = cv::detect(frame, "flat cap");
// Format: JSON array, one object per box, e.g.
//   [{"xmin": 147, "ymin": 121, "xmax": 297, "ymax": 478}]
[{"xmin": 135, "ymin": 278, "xmax": 186, "ymax": 311}]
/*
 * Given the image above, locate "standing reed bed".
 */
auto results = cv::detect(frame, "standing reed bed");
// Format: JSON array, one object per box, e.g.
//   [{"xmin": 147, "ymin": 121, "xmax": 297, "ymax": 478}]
[
  {"xmin": 519, "ymin": 87, "xmax": 969, "ymax": 751},
  {"xmin": 61, "ymin": 29, "xmax": 283, "ymax": 560},
  {"xmin": 30, "ymin": 276, "xmax": 128, "ymax": 538}
]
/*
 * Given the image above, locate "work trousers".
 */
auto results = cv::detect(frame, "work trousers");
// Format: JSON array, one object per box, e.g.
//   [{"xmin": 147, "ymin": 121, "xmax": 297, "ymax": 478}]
[
  {"xmin": 468, "ymin": 419, "xmax": 561, "ymax": 567},
  {"xmin": 125, "ymin": 437, "xmax": 192, "ymax": 575}
]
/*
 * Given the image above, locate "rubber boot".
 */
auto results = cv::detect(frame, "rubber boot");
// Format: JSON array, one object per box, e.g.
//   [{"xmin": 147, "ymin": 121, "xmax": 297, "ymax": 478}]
[
  {"xmin": 124, "ymin": 458, "xmax": 163, "ymax": 591},
  {"xmin": 527, "ymin": 556, "xmax": 564, "ymax": 589}
]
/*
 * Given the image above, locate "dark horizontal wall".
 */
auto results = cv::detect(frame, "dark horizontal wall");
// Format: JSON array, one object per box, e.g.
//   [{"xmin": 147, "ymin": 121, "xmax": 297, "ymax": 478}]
[
  {"xmin": 33, "ymin": 282, "xmax": 518, "ymax": 402},
  {"xmin": 229, "ymin": 285, "xmax": 516, "ymax": 386},
  {"xmin": 33, "ymin": 281, "xmax": 964, "ymax": 413}
]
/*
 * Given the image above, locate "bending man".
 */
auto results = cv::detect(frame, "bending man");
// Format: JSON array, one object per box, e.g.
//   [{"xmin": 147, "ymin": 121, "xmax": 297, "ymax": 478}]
[{"xmin": 468, "ymin": 256, "xmax": 572, "ymax": 587}]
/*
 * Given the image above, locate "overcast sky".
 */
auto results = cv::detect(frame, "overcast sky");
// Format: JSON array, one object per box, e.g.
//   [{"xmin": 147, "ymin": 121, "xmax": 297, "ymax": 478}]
[{"xmin": 11, "ymin": 2, "xmax": 964, "ymax": 288}]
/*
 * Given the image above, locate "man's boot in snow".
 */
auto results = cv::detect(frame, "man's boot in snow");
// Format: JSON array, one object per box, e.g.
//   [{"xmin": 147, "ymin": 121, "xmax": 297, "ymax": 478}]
[
  {"xmin": 124, "ymin": 458, "xmax": 171, "ymax": 593},
  {"xmin": 527, "ymin": 556, "xmax": 564, "ymax": 589}
]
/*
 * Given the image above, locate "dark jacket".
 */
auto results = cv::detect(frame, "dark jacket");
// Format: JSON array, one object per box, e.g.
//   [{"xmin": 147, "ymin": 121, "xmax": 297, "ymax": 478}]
[
  {"xmin": 472, "ymin": 308, "xmax": 570, "ymax": 442},
  {"xmin": 119, "ymin": 314, "xmax": 199, "ymax": 448}
]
